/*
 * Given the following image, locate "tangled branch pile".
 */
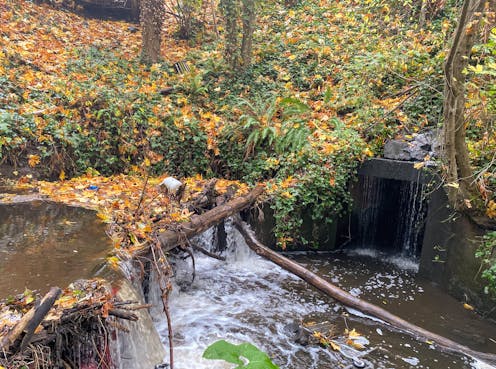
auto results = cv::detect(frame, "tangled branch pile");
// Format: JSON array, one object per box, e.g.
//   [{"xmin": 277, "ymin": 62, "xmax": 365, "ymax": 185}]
[{"xmin": 0, "ymin": 279, "xmax": 143, "ymax": 369}]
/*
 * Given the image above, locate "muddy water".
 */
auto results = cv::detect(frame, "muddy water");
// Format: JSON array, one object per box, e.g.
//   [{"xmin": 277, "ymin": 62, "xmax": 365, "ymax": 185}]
[
  {"xmin": 154, "ymin": 223, "xmax": 496, "ymax": 369},
  {"xmin": 295, "ymin": 249, "xmax": 496, "ymax": 355},
  {"xmin": 0, "ymin": 202, "xmax": 111, "ymax": 297}
]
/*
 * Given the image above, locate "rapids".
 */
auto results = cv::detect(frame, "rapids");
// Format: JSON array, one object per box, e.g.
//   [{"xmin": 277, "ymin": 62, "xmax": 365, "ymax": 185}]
[{"xmin": 147, "ymin": 220, "xmax": 496, "ymax": 369}]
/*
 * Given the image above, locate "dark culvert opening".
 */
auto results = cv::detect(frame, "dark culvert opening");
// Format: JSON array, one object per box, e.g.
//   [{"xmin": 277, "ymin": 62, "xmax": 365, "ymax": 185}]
[{"xmin": 345, "ymin": 173, "xmax": 428, "ymax": 258}]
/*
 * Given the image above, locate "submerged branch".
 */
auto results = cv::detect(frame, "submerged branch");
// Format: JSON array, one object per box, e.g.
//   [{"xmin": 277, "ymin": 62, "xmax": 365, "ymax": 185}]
[{"xmin": 234, "ymin": 218, "xmax": 496, "ymax": 365}]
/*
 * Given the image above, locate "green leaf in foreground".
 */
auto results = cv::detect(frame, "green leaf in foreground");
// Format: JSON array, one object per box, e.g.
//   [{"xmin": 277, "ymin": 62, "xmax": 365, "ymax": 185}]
[{"xmin": 202, "ymin": 340, "xmax": 280, "ymax": 369}]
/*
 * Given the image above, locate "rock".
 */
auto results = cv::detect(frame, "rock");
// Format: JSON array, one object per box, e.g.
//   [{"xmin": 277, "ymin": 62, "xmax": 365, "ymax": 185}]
[
  {"xmin": 383, "ymin": 140, "xmax": 412, "ymax": 161},
  {"xmin": 284, "ymin": 321, "xmax": 310, "ymax": 345},
  {"xmin": 408, "ymin": 140, "xmax": 429, "ymax": 161},
  {"xmin": 383, "ymin": 130, "xmax": 440, "ymax": 162}
]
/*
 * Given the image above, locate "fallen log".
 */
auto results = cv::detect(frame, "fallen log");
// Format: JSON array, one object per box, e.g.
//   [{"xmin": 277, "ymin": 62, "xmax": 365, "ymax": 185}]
[
  {"xmin": 1, "ymin": 286, "xmax": 61, "ymax": 354},
  {"xmin": 133, "ymin": 184, "xmax": 264, "ymax": 258},
  {"xmin": 234, "ymin": 219, "xmax": 496, "ymax": 365}
]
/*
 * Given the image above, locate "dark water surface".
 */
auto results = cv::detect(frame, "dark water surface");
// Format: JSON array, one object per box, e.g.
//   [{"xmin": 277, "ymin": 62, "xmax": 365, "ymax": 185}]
[
  {"xmin": 0, "ymin": 201, "xmax": 111, "ymax": 297},
  {"xmin": 293, "ymin": 250, "xmax": 496, "ymax": 355}
]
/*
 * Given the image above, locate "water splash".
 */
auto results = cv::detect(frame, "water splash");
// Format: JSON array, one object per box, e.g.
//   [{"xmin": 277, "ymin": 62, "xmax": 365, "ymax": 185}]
[{"xmin": 145, "ymin": 224, "xmax": 492, "ymax": 369}]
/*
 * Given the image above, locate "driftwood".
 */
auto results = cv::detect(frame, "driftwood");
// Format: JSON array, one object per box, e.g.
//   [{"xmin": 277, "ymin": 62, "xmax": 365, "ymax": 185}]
[
  {"xmin": 234, "ymin": 219, "xmax": 496, "ymax": 365},
  {"xmin": 134, "ymin": 184, "xmax": 264, "ymax": 258},
  {"xmin": 1, "ymin": 287, "xmax": 61, "ymax": 354}
]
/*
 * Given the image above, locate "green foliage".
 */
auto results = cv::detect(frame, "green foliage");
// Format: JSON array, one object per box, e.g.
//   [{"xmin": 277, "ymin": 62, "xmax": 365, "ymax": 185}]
[
  {"xmin": 476, "ymin": 231, "xmax": 496, "ymax": 297},
  {"xmin": 220, "ymin": 92, "xmax": 364, "ymax": 247},
  {"xmin": 170, "ymin": 0, "xmax": 204, "ymax": 40},
  {"xmin": 0, "ymin": 47, "xmax": 208, "ymax": 178},
  {"xmin": 469, "ymin": 28, "xmax": 496, "ymax": 115},
  {"xmin": 203, "ymin": 340, "xmax": 279, "ymax": 369},
  {"xmin": 466, "ymin": 28, "xmax": 496, "ymax": 202}
]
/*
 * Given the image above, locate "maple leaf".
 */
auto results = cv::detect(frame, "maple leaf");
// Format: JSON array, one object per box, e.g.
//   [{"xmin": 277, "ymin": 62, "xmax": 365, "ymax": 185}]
[{"xmin": 28, "ymin": 154, "xmax": 41, "ymax": 167}]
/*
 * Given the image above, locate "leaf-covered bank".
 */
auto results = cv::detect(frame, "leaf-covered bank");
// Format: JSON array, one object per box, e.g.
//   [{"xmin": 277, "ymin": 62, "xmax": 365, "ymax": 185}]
[{"xmin": 0, "ymin": 0, "xmax": 495, "ymax": 248}]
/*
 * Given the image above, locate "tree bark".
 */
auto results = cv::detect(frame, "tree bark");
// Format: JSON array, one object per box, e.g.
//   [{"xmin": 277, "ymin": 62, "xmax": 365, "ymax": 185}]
[
  {"xmin": 1, "ymin": 287, "xmax": 62, "ymax": 354},
  {"xmin": 235, "ymin": 219, "xmax": 496, "ymax": 365},
  {"xmin": 140, "ymin": 0, "xmax": 165, "ymax": 64},
  {"xmin": 240, "ymin": 0, "xmax": 255, "ymax": 67},
  {"xmin": 443, "ymin": 0, "xmax": 487, "ymax": 207},
  {"xmin": 220, "ymin": 0, "xmax": 240, "ymax": 70},
  {"xmin": 132, "ymin": 185, "xmax": 264, "ymax": 257}
]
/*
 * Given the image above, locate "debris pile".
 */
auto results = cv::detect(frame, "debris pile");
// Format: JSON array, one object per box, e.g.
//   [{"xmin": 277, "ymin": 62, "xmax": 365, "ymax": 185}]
[{"xmin": 0, "ymin": 279, "xmax": 145, "ymax": 369}]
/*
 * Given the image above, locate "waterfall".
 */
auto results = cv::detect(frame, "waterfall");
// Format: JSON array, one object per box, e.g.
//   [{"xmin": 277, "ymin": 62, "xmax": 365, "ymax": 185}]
[{"xmin": 353, "ymin": 174, "xmax": 427, "ymax": 258}]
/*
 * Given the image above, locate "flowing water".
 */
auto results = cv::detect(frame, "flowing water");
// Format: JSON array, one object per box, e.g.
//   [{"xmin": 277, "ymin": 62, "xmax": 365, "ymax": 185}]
[
  {"xmin": 3, "ymin": 197, "xmax": 496, "ymax": 369},
  {"xmin": 0, "ymin": 201, "xmax": 111, "ymax": 297},
  {"xmin": 354, "ymin": 175, "xmax": 427, "ymax": 257},
  {"xmin": 149, "ymin": 221, "xmax": 496, "ymax": 369}
]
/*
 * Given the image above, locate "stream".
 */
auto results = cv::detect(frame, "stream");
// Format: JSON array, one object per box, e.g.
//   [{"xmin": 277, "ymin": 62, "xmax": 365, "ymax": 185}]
[
  {"xmin": 149, "ymin": 220, "xmax": 496, "ymax": 369},
  {"xmin": 2, "ymin": 201, "xmax": 496, "ymax": 369},
  {"xmin": 0, "ymin": 201, "xmax": 111, "ymax": 297}
]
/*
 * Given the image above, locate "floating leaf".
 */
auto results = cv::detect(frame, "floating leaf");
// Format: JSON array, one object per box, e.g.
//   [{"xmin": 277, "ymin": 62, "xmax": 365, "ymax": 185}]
[{"xmin": 329, "ymin": 340, "xmax": 341, "ymax": 351}]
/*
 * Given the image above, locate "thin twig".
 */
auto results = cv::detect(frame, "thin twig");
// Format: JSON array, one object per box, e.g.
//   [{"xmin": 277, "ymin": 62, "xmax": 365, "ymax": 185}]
[
  {"xmin": 191, "ymin": 244, "xmax": 226, "ymax": 261},
  {"xmin": 181, "ymin": 245, "xmax": 196, "ymax": 283},
  {"xmin": 151, "ymin": 242, "xmax": 174, "ymax": 369},
  {"xmin": 134, "ymin": 171, "xmax": 150, "ymax": 218}
]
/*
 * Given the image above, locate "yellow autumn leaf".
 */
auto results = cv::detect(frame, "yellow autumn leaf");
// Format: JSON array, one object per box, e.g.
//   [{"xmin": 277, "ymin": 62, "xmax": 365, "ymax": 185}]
[
  {"xmin": 59, "ymin": 170, "xmax": 66, "ymax": 181},
  {"xmin": 363, "ymin": 147, "xmax": 374, "ymax": 157},
  {"xmin": 107, "ymin": 256, "xmax": 120, "ymax": 269},
  {"xmin": 330, "ymin": 340, "xmax": 341, "ymax": 351},
  {"xmin": 96, "ymin": 212, "xmax": 112, "ymax": 223},
  {"xmin": 28, "ymin": 154, "xmax": 41, "ymax": 167},
  {"xmin": 413, "ymin": 162, "xmax": 424, "ymax": 170},
  {"xmin": 463, "ymin": 303, "xmax": 474, "ymax": 311},
  {"xmin": 347, "ymin": 339, "xmax": 365, "ymax": 350},
  {"xmin": 281, "ymin": 191, "xmax": 293, "ymax": 199},
  {"xmin": 346, "ymin": 328, "xmax": 361, "ymax": 339},
  {"xmin": 446, "ymin": 182, "xmax": 459, "ymax": 189},
  {"xmin": 486, "ymin": 200, "xmax": 496, "ymax": 219}
]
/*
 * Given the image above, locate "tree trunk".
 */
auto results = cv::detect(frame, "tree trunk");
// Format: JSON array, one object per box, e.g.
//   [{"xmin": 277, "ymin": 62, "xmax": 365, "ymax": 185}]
[
  {"xmin": 240, "ymin": 0, "xmax": 255, "ymax": 68},
  {"xmin": 419, "ymin": 0, "xmax": 427, "ymax": 27},
  {"xmin": 140, "ymin": 0, "xmax": 165, "ymax": 64},
  {"xmin": 443, "ymin": 0, "xmax": 487, "ymax": 207},
  {"xmin": 220, "ymin": 0, "xmax": 240, "ymax": 70},
  {"xmin": 235, "ymin": 219, "xmax": 496, "ymax": 365}
]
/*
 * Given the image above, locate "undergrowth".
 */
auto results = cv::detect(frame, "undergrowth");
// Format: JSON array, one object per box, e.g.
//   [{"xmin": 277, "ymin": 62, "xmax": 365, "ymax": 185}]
[{"xmin": 1, "ymin": 0, "xmax": 494, "ymax": 248}]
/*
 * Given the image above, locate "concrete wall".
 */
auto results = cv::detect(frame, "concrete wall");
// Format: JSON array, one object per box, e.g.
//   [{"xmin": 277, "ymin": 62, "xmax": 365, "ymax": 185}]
[
  {"xmin": 419, "ymin": 185, "xmax": 493, "ymax": 313},
  {"xmin": 356, "ymin": 159, "xmax": 495, "ymax": 314},
  {"xmin": 250, "ymin": 158, "xmax": 495, "ymax": 314}
]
